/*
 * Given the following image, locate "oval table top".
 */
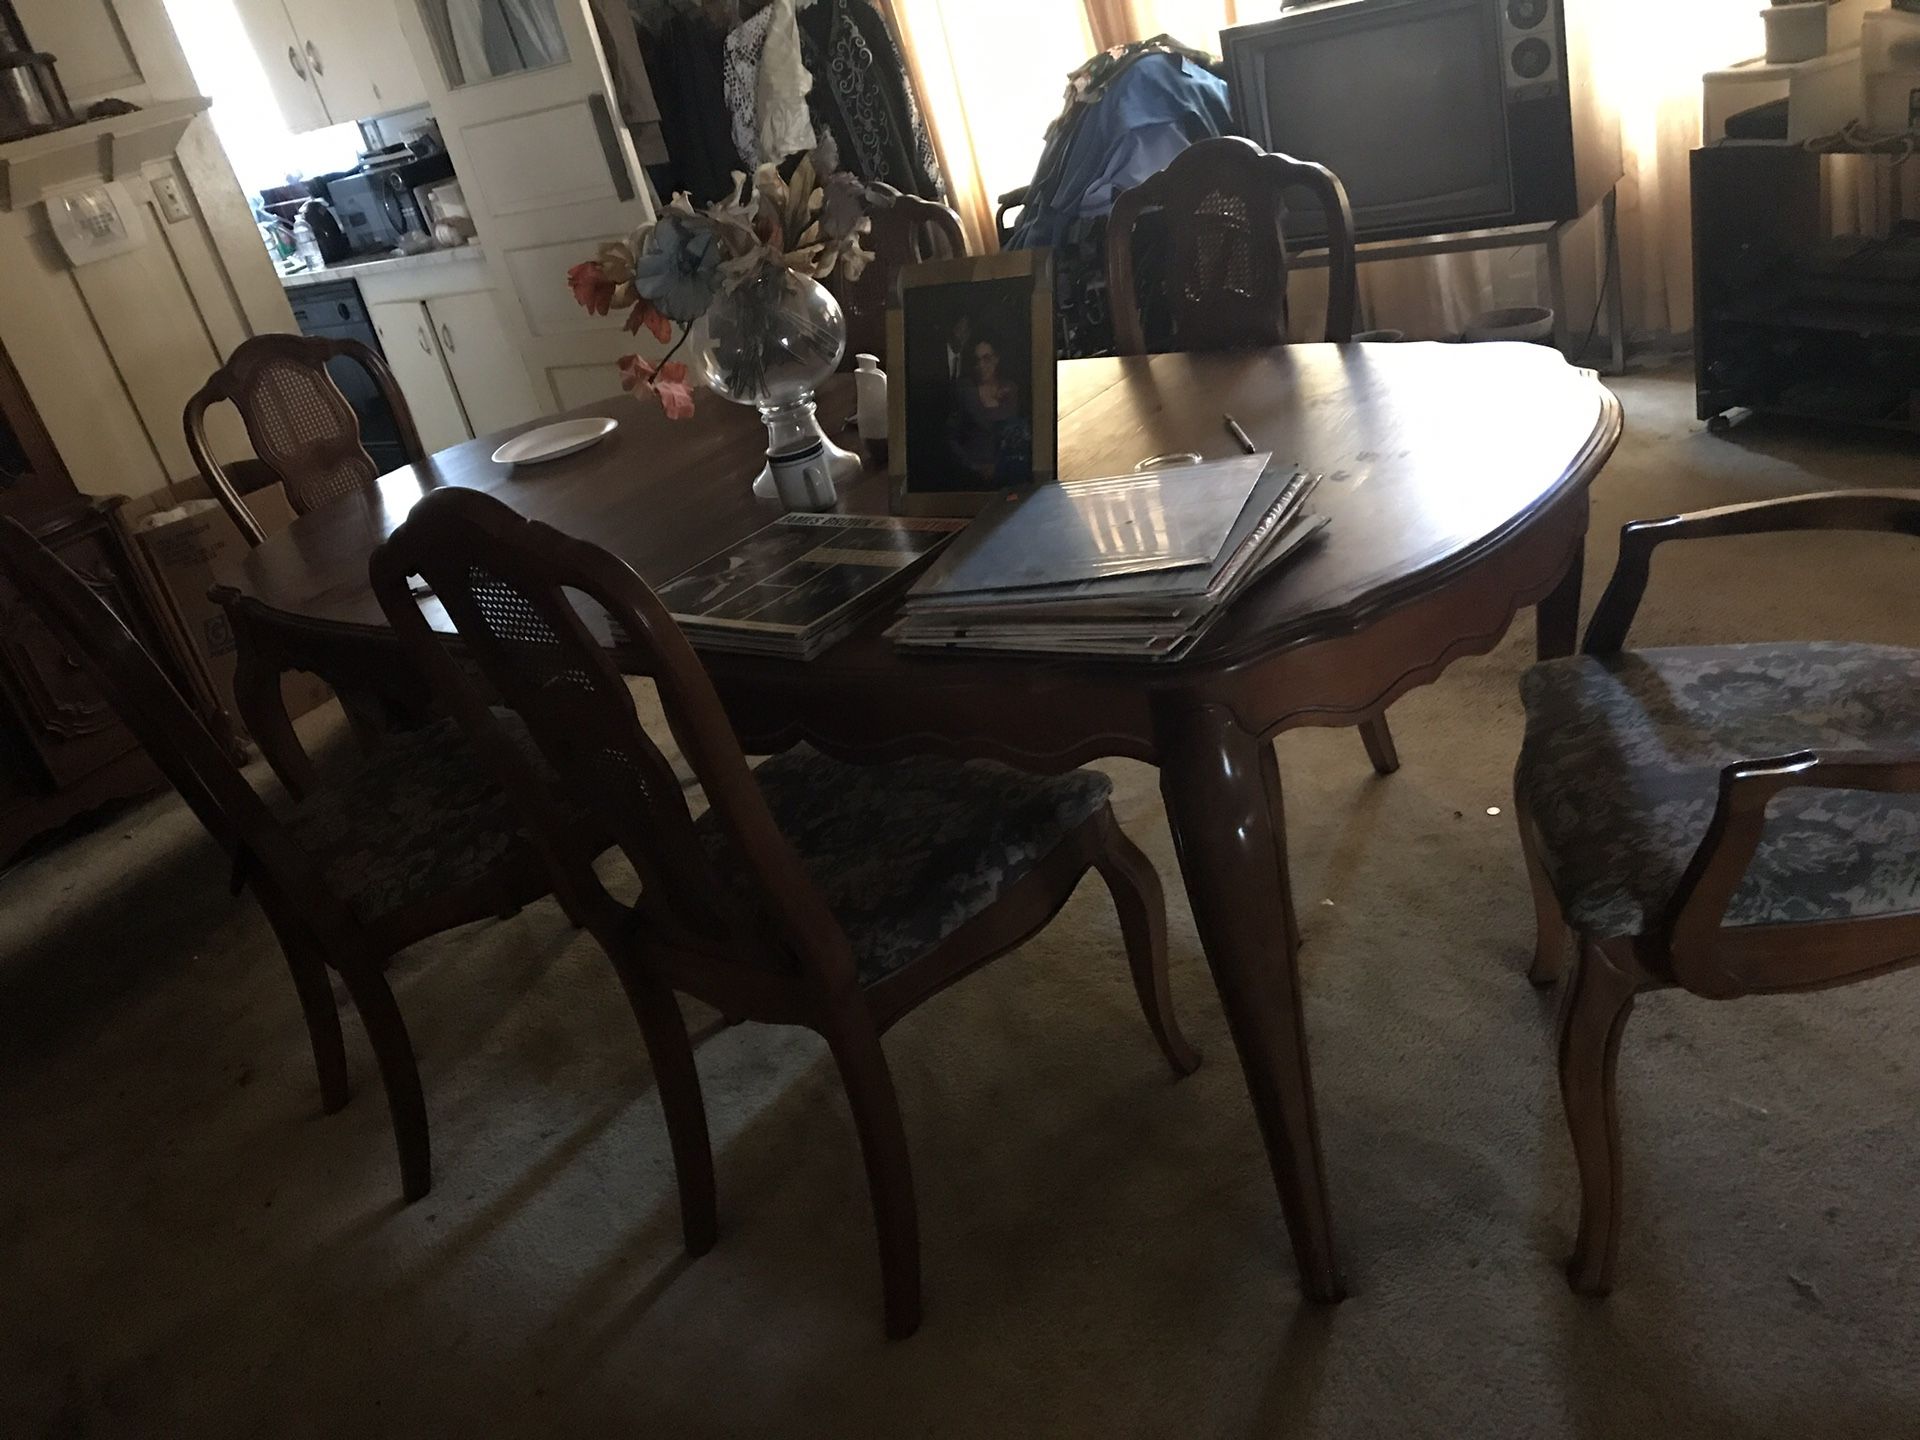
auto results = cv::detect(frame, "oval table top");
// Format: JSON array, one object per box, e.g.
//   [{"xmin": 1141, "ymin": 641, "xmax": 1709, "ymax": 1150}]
[{"xmin": 220, "ymin": 341, "xmax": 1619, "ymax": 683}]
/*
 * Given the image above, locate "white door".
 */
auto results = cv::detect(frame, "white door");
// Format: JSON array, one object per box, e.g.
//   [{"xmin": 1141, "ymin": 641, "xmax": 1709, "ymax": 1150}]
[
  {"xmin": 393, "ymin": 0, "xmax": 657, "ymax": 415},
  {"xmin": 426, "ymin": 290, "xmax": 544, "ymax": 436},
  {"xmin": 282, "ymin": 0, "xmax": 430, "ymax": 121},
  {"xmin": 368, "ymin": 299, "xmax": 472, "ymax": 452},
  {"xmin": 230, "ymin": 0, "xmax": 331, "ymax": 132}
]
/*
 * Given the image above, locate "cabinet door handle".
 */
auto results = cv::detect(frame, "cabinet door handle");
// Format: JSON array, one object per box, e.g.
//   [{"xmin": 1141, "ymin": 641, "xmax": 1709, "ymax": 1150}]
[
  {"xmin": 305, "ymin": 40, "xmax": 324, "ymax": 77},
  {"xmin": 439, "ymin": 322, "xmax": 455, "ymax": 353},
  {"xmin": 287, "ymin": 45, "xmax": 308, "ymax": 80},
  {"xmin": 418, "ymin": 326, "xmax": 433, "ymax": 355}
]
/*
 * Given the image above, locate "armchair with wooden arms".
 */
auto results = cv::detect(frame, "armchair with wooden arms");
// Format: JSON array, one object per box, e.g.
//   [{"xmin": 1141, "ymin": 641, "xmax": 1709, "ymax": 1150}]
[{"xmin": 1513, "ymin": 489, "xmax": 1920, "ymax": 1293}]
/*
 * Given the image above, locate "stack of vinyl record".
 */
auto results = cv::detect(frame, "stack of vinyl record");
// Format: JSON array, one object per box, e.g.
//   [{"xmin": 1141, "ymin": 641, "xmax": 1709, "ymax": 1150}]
[{"xmin": 889, "ymin": 454, "xmax": 1326, "ymax": 661}]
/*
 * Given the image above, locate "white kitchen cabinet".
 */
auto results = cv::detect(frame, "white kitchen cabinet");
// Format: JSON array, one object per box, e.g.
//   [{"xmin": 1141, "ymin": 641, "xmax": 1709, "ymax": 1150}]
[
  {"xmin": 426, "ymin": 291, "xmax": 543, "ymax": 435},
  {"xmin": 366, "ymin": 298, "xmax": 469, "ymax": 454},
  {"xmin": 232, "ymin": 0, "xmax": 331, "ymax": 134},
  {"xmin": 234, "ymin": 0, "xmax": 428, "ymax": 132},
  {"xmin": 283, "ymin": 0, "xmax": 429, "ymax": 122},
  {"xmin": 363, "ymin": 272, "xmax": 546, "ymax": 451}
]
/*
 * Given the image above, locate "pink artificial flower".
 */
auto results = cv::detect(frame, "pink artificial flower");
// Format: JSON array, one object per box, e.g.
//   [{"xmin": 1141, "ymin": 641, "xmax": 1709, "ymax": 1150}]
[
  {"xmin": 567, "ymin": 261, "xmax": 617, "ymax": 316},
  {"xmin": 623, "ymin": 298, "xmax": 673, "ymax": 344},
  {"xmin": 652, "ymin": 361, "xmax": 697, "ymax": 420},
  {"xmin": 617, "ymin": 354, "xmax": 698, "ymax": 420}
]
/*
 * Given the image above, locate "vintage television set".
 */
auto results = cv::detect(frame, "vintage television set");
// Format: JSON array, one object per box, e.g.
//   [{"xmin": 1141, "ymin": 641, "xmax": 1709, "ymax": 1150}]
[{"xmin": 1221, "ymin": 0, "xmax": 1620, "ymax": 244}]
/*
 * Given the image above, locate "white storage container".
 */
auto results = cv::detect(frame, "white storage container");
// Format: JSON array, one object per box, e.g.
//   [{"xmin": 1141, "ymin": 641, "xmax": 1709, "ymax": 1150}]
[
  {"xmin": 1765, "ymin": 2, "xmax": 1830, "ymax": 63},
  {"xmin": 1863, "ymin": 7, "xmax": 1920, "ymax": 72},
  {"xmin": 1704, "ymin": 47, "xmax": 1865, "ymax": 142},
  {"xmin": 1867, "ymin": 67, "xmax": 1920, "ymax": 131},
  {"xmin": 1830, "ymin": 0, "xmax": 1877, "ymax": 51},
  {"xmin": 1862, "ymin": 7, "xmax": 1920, "ymax": 132}
]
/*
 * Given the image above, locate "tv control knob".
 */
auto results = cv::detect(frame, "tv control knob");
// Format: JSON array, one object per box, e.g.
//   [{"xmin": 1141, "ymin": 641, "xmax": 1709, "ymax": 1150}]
[
  {"xmin": 1511, "ymin": 37, "xmax": 1553, "ymax": 79},
  {"xmin": 1507, "ymin": 0, "xmax": 1549, "ymax": 29}
]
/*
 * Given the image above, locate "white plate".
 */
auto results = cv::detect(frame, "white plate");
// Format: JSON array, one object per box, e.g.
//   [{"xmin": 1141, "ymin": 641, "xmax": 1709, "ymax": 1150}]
[{"xmin": 491, "ymin": 417, "xmax": 617, "ymax": 466}]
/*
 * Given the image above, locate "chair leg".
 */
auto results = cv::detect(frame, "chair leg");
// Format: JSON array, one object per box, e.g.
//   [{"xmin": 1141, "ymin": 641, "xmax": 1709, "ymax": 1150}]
[
  {"xmin": 617, "ymin": 964, "xmax": 718, "ymax": 1256},
  {"xmin": 283, "ymin": 946, "xmax": 349, "ymax": 1114},
  {"xmin": 1516, "ymin": 781, "xmax": 1572, "ymax": 988},
  {"xmin": 1092, "ymin": 817, "xmax": 1201, "ymax": 1077},
  {"xmin": 1558, "ymin": 937, "xmax": 1641, "ymax": 1296},
  {"xmin": 1359, "ymin": 714, "xmax": 1400, "ymax": 776},
  {"xmin": 338, "ymin": 966, "xmax": 432, "ymax": 1203},
  {"xmin": 822, "ymin": 1012, "xmax": 922, "ymax": 1340}
]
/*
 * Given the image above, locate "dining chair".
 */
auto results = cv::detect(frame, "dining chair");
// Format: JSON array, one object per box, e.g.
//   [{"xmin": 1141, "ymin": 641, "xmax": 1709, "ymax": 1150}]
[
  {"xmin": 0, "ymin": 515, "xmax": 561, "ymax": 1205},
  {"xmin": 1106, "ymin": 134, "xmax": 1358, "ymax": 357},
  {"xmin": 827, "ymin": 182, "xmax": 966, "ymax": 367},
  {"xmin": 1106, "ymin": 136, "xmax": 1392, "ymax": 777},
  {"xmin": 184, "ymin": 333, "xmax": 426, "ymax": 547},
  {"xmin": 1514, "ymin": 488, "xmax": 1920, "ymax": 1294},
  {"xmin": 368, "ymin": 486, "xmax": 1201, "ymax": 1339}
]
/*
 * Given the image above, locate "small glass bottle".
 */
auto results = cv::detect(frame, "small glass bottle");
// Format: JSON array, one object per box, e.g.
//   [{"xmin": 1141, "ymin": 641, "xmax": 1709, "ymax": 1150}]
[{"xmin": 853, "ymin": 353, "xmax": 889, "ymax": 464}]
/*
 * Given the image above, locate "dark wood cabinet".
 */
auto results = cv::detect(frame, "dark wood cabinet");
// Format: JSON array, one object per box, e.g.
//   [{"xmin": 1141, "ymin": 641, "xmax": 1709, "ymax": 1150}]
[
  {"xmin": 0, "ymin": 342, "xmax": 175, "ymax": 866},
  {"xmin": 1693, "ymin": 144, "xmax": 1920, "ymax": 434}
]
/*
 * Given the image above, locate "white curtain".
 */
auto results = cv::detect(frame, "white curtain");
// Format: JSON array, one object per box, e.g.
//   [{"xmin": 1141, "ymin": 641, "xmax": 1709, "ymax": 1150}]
[
  {"xmin": 440, "ymin": 0, "xmax": 570, "ymax": 85},
  {"xmin": 1593, "ymin": 0, "xmax": 1763, "ymax": 338}
]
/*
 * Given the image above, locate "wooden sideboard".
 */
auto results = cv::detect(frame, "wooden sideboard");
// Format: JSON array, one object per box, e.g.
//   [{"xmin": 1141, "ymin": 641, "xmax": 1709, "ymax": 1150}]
[{"xmin": 0, "ymin": 341, "xmax": 178, "ymax": 866}]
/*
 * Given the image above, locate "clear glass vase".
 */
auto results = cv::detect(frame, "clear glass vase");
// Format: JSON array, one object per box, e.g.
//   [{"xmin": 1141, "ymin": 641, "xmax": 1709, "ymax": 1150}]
[{"xmin": 694, "ymin": 268, "xmax": 861, "ymax": 508}]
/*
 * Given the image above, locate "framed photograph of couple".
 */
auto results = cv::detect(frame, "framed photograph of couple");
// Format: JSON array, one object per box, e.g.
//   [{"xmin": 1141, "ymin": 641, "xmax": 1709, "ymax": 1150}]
[{"xmin": 887, "ymin": 250, "xmax": 1056, "ymax": 516}]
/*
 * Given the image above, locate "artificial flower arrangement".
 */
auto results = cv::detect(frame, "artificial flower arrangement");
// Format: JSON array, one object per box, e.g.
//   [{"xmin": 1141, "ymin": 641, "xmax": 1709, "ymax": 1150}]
[{"xmin": 566, "ymin": 146, "xmax": 875, "ymax": 419}]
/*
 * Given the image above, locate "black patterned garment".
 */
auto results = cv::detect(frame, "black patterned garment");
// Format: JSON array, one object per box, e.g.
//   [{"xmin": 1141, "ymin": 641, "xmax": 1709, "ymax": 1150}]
[{"xmin": 796, "ymin": 0, "xmax": 944, "ymax": 201}]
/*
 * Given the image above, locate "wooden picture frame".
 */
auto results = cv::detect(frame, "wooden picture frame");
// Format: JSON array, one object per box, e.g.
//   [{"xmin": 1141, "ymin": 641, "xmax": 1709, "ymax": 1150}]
[{"xmin": 887, "ymin": 250, "xmax": 1056, "ymax": 517}]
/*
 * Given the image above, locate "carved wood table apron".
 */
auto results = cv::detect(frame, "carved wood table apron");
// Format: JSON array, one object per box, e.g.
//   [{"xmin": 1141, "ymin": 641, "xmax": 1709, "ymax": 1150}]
[{"xmin": 213, "ymin": 342, "xmax": 1622, "ymax": 1302}]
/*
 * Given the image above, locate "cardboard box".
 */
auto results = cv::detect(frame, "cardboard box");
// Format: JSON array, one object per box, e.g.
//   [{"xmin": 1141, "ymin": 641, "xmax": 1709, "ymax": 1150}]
[{"xmin": 119, "ymin": 480, "xmax": 333, "ymax": 742}]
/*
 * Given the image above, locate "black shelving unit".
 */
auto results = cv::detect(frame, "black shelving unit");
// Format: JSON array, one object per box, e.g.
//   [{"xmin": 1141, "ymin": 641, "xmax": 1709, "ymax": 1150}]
[{"xmin": 1693, "ymin": 143, "xmax": 1920, "ymax": 435}]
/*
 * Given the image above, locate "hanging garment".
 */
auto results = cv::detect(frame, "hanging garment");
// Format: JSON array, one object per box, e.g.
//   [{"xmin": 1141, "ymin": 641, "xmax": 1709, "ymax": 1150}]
[
  {"xmin": 1007, "ymin": 45, "xmax": 1230, "ymax": 252},
  {"xmin": 723, "ymin": 0, "xmax": 818, "ymax": 167},
  {"xmin": 638, "ymin": 11, "xmax": 745, "ymax": 203},
  {"xmin": 795, "ymin": 0, "xmax": 942, "ymax": 199},
  {"xmin": 1005, "ymin": 44, "xmax": 1232, "ymax": 359}
]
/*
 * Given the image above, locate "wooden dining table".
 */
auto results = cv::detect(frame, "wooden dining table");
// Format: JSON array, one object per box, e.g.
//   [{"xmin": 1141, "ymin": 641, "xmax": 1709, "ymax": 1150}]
[{"xmin": 212, "ymin": 340, "xmax": 1621, "ymax": 1303}]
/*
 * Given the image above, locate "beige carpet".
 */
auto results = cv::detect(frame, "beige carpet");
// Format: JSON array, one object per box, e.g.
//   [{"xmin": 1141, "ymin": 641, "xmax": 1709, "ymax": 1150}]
[{"xmin": 5, "ymin": 371, "xmax": 1919, "ymax": 1439}]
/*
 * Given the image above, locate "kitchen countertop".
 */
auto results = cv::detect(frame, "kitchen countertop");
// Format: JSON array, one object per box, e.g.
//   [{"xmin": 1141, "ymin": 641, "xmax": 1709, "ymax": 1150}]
[{"xmin": 279, "ymin": 243, "xmax": 485, "ymax": 289}]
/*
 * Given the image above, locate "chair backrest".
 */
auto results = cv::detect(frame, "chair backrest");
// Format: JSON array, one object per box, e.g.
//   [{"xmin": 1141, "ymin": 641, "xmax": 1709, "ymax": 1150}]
[
  {"xmin": 1106, "ymin": 136, "xmax": 1358, "ymax": 355},
  {"xmin": 0, "ymin": 518, "xmax": 282, "ymax": 864},
  {"xmin": 368, "ymin": 487, "xmax": 856, "ymax": 984},
  {"xmin": 829, "ymin": 183, "xmax": 967, "ymax": 367},
  {"xmin": 184, "ymin": 334, "xmax": 426, "ymax": 546}
]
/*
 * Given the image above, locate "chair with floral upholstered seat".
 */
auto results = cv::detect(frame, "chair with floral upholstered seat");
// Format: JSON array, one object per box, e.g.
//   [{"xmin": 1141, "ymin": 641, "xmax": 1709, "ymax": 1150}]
[
  {"xmin": 368, "ymin": 485, "xmax": 1201, "ymax": 1340},
  {"xmin": 1514, "ymin": 489, "xmax": 1920, "ymax": 1294},
  {"xmin": 0, "ymin": 516, "xmax": 573, "ymax": 1205}
]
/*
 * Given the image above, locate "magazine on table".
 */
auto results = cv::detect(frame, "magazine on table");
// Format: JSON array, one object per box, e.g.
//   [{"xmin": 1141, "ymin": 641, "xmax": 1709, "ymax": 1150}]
[
  {"xmin": 890, "ymin": 512, "xmax": 1330, "ymax": 662},
  {"xmin": 910, "ymin": 452, "xmax": 1275, "ymax": 599},
  {"xmin": 656, "ymin": 513, "xmax": 966, "ymax": 660}
]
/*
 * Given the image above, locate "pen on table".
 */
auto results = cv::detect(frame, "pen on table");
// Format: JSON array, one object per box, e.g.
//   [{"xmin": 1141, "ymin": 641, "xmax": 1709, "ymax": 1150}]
[{"xmin": 1223, "ymin": 413, "xmax": 1257, "ymax": 455}]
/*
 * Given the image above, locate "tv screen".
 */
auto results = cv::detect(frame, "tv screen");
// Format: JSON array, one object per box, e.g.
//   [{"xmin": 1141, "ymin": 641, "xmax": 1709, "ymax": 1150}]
[{"xmin": 1230, "ymin": 0, "xmax": 1515, "ymax": 240}]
